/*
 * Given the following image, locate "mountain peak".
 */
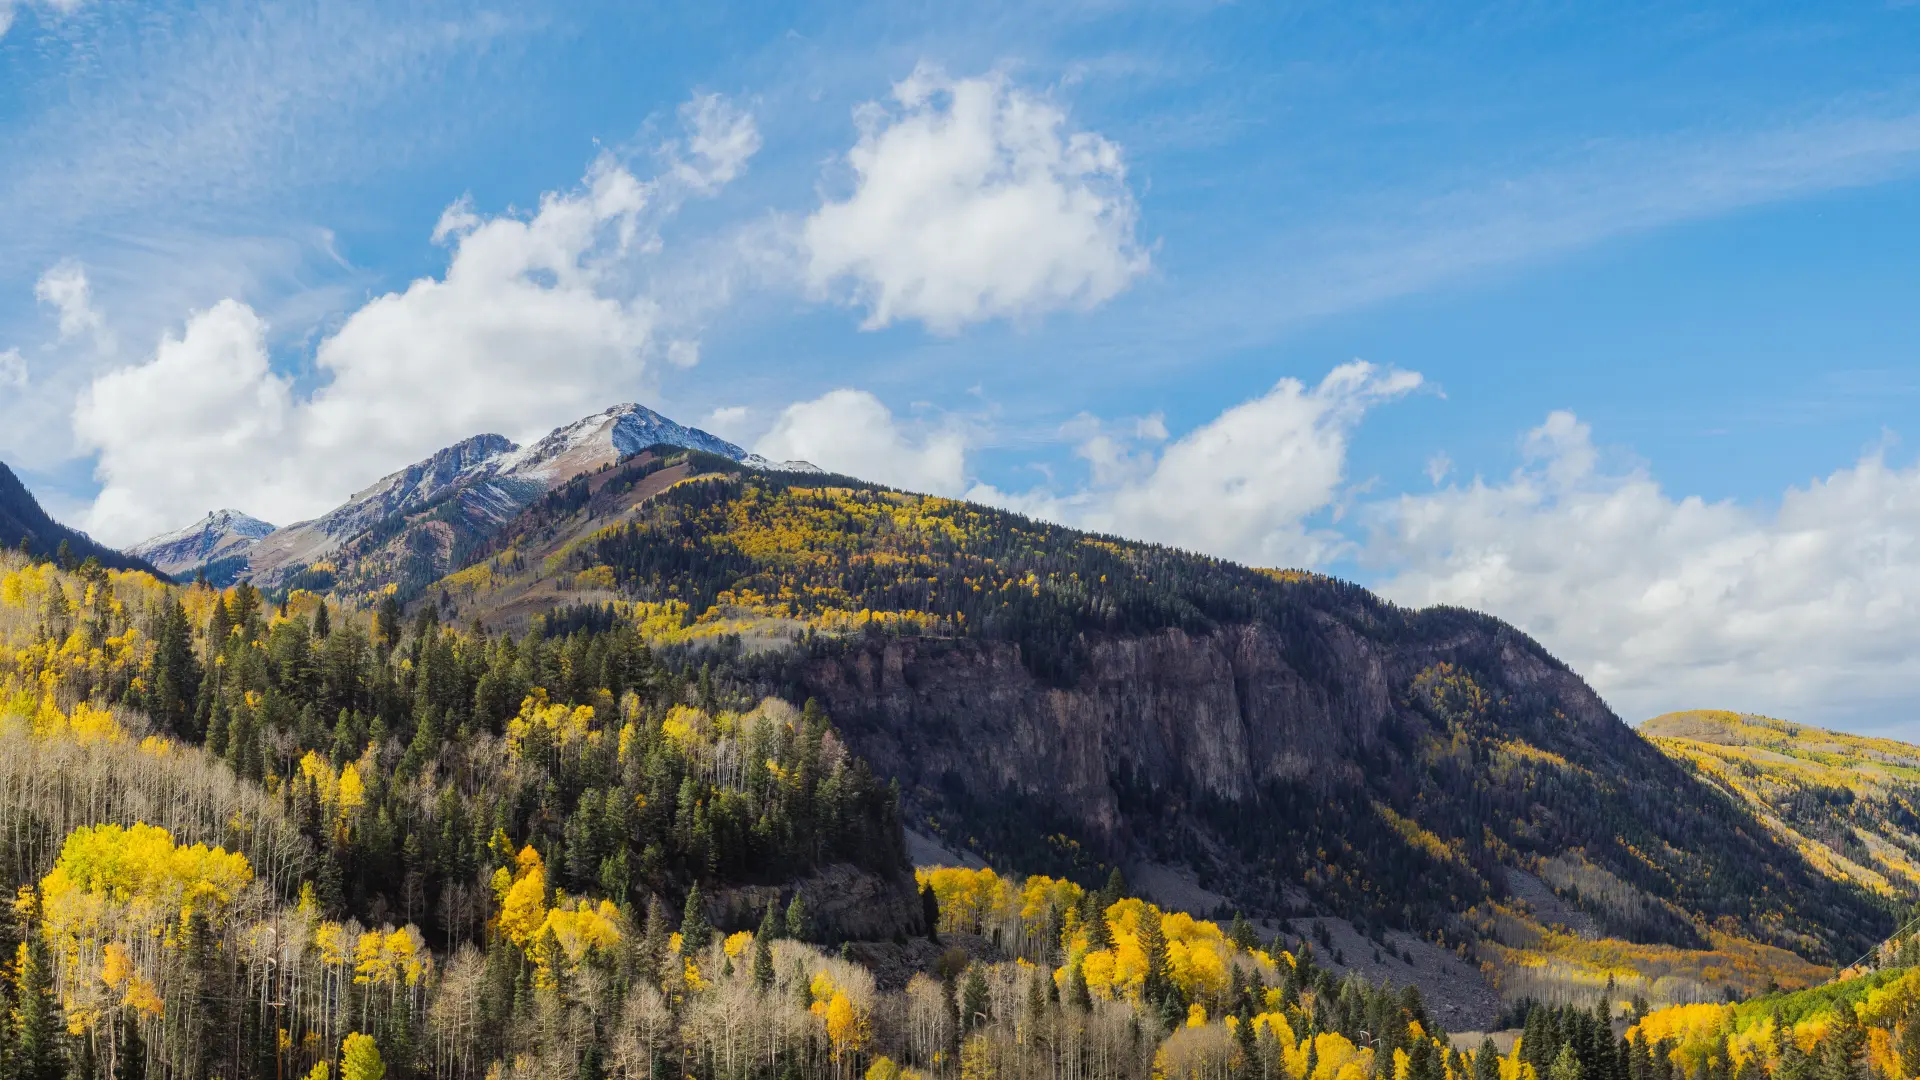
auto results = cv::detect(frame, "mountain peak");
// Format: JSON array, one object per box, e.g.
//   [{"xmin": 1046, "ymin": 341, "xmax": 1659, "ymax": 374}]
[{"xmin": 127, "ymin": 507, "xmax": 277, "ymax": 581}]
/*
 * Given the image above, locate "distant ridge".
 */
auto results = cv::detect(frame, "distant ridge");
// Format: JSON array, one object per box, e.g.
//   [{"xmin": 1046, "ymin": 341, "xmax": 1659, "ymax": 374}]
[
  {"xmin": 127, "ymin": 508, "xmax": 275, "ymax": 583},
  {"xmin": 131, "ymin": 401, "xmax": 818, "ymax": 596},
  {"xmin": 0, "ymin": 462, "xmax": 163, "ymax": 575}
]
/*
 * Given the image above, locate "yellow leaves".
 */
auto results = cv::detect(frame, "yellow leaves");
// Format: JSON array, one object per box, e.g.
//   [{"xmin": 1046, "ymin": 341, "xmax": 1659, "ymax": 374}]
[
  {"xmin": 683, "ymin": 956, "xmax": 708, "ymax": 993},
  {"xmin": 1374, "ymin": 802, "xmax": 1465, "ymax": 868},
  {"xmin": 505, "ymin": 689, "xmax": 598, "ymax": 759},
  {"xmin": 661, "ymin": 705, "xmax": 702, "ymax": 749},
  {"xmin": 25, "ymin": 698, "xmax": 126, "ymax": 745},
  {"xmin": 917, "ymin": 866, "xmax": 1017, "ymax": 936},
  {"xmin": 40, "ymin": 825, "xmax": 250, "ymax": 1030},
  {"xmin": 533, "ymin": 898, "xmax": 623, "ymax": 988},
  {"xmin": 723, "ymin": 930, "xmax": 754, "ymax": 958},
  {"xmin": 316, "ymin": 922, "xmax": 351, "ymax": 968},
  {"xmin": 865, "ymin": 1057, "xmax": 928, "ymax": 1080},
  {"xmin": 355, "ymin": 926, "xmax": 430, "ymax": 988},
  {"xmin": 41, "ymin": 822, "xmax": 254, "ymax": 938},
  {"xmin": 100, "ymin": 941, "xmax": 133, "ymax": 988},
  {"xmin": 1187, "ymin": 1003, "xmax": 1208, "ymax": 1027},
  {"xmin": 495, "ymin": 846, "xmax": 549, "ymax": 948},
  {"xmin": 121, "ymin": 972, "xmax": 164, "ymax": 1018},
  {"xmin": 337, "ymin": 763, "xmax": 365, "ymax": 814},
  {"xmin": 300, "ymin": 751, "xmax": 366, "ymax": 819},
  {"xmin": 808, "ymin": 971, "xmax": 870, "ymax": 1057}
]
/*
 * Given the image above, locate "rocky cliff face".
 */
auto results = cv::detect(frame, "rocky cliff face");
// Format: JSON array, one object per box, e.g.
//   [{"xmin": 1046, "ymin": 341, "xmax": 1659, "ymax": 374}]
[
  {"xmin": 801, "ymin": 616, "xmax": 1610, "ymax": 860},
  {"xmin": 785, "ymin": 608, "xmax": 1875, "ymax": 961}
]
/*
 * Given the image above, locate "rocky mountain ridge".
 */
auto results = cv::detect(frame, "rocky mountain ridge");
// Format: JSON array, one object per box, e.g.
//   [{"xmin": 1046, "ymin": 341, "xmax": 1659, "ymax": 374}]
[
  {"xmin": 128, "ymin": 402, "xmax": 819, "ymax": 593},
  {"xmin": 126, "ymin": 508, "xmax": 275, "ymax": 582}
]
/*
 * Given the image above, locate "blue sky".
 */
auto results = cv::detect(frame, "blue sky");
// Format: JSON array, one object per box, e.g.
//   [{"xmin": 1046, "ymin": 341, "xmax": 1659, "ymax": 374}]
[{"xmin": 5, "ymin": 0, "xmax": 1920, "ymax": 730}]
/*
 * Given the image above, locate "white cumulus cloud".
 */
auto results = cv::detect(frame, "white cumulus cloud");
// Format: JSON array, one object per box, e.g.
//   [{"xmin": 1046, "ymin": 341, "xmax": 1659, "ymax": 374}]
[
  {"xmin": 72, "ymin": 97, "xmax": 759, "ymax": 545},
  {"xmin": 75, "ymin": 300, "xmax": 294, "ymax": 538},
  {"xmin": 755, "ymin": 389, "xmax": 968, "ymax": 496},
  {"xmin": 1367, "ymin": 412, "xmax": 1920, "ymax": 727},
  {"xmin": 0, "ymin": 349, "xmax": 26, "ymax": 389},
  {"xmin": 803, "ymin": 65, "xmax": 1148, "ymax": 334},
  {"xmin": 978, "ymin": 362, "xmax": 1422, "ymax": 568}
]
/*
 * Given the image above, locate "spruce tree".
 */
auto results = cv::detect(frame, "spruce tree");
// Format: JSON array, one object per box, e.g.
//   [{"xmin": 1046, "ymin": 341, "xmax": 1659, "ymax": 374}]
[
  {"xmin": 1476, "ymin": 1037, "xmax": 1502, "ymax": 1080},
  {"xmin": 1551, "ymin": 1045, "xmax": 1584, "ymax": 1080},
  {"xmin": 12, "ymin": 926, "xmax": 65, "ymax": 1080},
  {"xmin": 785, "ymin": 892, "xmax": 810, "ymax": 942},
  {"xmin": 921, "ymin": 883, "xmax": 941, "ymax": 941},
  {"xmin": 961, "ymin": 966, "xmax": 990, "ymax": 1030}
]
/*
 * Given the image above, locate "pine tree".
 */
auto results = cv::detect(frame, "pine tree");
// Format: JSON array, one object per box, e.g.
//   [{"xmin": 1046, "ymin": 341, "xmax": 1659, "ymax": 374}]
[
  {"xmin": 921, "ymin": 883, "xmax": 941, "ymax": 941},
  {"xmin": 752, "ymin": 928, "xmax": 775, "ymax": 992},
  {"xmin": 1820, "ymin": 1012, "xmax": 1865, "ymax": 1080},
  {"xmin": 1476, "ymin": 1038, "xmax": 1502, "ymax": 1080},
  {"xmin": 12, "ymin": 927, "xmax": 65, "ymax": 1080},
  {"xmin": 638, "ymin": 895, "xmax": 670, "ymax": 984},
  {"xmin": 1551, "ymin": 1045, "xmax": 1584, "ymax": 1080},
  {"xmin": 962, "ymin": 966, "xmax": 990, "ymax": 1030},
  {"xmin": 1068, "ymin": 959, "xmax": 1093, "ymax": 1010},
  {"xmin": 313, "ymin": 599, "xmax": 331, "ymax": 640},
  {"xmin": 785, "ymin": 892, "xmax": 810, "ymax": 942},
  {"xmin": 680, "ymin": 886, "xmax": 711, "ymax": 956},
  {"xmin": 1140, "ymin": 906, "xmax": 1171, "ymax": 1006}
]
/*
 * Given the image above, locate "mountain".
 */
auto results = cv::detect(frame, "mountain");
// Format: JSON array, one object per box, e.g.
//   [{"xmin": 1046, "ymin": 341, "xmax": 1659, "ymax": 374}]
[
  {"xmin": 238, "ymin": 403, "xmax": 817, "ymax": 600},
  {"xmin": 125, "ymin": 508, "xmax": 275, "ymax": 584},
  {"xmin": 1643, "ymin": 710, "xmax": 1920, "ymax": 902},
  {"xmin": 429, "ymin": 448, "xmax": 1889, "ymax": 1018},
  {"xmin": 0, "ymin": 461, "xmax": 162, "ymax": 575}
]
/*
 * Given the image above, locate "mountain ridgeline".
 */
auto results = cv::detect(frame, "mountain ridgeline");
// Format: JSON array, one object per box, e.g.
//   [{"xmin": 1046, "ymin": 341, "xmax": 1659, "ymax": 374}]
[
  {"xmin": 432, "ymin": 446, "xmax": 1893, "ymax": 975},
  {"xmin": 0, "ymin": 461, "xmax": 160, "ymax": 574},
  {"xmin": 110, "ymin": 404, "xmax": 1907, "ymax": 1012}
]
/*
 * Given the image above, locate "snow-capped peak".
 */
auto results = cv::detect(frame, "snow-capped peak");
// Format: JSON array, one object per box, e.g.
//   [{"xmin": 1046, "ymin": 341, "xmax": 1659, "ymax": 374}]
[
  {"xmin": 496, "ymin": 403, "xmax": 818, "ymax": 480},
  {"xmin": 127, "ymin": 508, "xmax": 277, "ymax": 578}
]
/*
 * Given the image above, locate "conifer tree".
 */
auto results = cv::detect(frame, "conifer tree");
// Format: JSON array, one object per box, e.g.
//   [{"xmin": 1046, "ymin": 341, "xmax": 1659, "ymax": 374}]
[
  {"xmin": 1476, "ymin": 1037, "xmax": 1501, "ymax": 1080},
  {"xmin": 11, "ymin": 926, "xmax": 65, "ymax": 1080},
  {"xmin": 785, "ymin": 892, "xmax": 810, "ymax": 942},
  {"xmin": 961, "ymin": 967, "xmax": 990, "ymax": 1030},
  {"xmin": 680, "ymin": 886, "xmax": 711, "ymax": 956},
  {"xmin": 1551, "ymin": 1044, "xmax": 1584, "ymax": 1080},
  {"xmin": 639, "ymin": 896, "xmax": 670, "ymax": 983}
]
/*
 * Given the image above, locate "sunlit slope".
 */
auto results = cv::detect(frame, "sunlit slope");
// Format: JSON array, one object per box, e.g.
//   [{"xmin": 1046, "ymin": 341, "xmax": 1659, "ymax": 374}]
[
  {"xmin": 1642, "ymin": 710, "xmax": 1920, "ymax": 899},
  {"xmin": 425, "ymin": 451, "xmax": 1894, "ymax": 1010}
]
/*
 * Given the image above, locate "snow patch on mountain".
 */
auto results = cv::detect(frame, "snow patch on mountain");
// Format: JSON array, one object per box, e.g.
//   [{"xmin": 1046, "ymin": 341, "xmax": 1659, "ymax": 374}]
[
  {"xmin": 127, "ymin": 509, "xmax": 276, "ymax": 578},
  {"xmin": 230, "ymin": 403, "xmax": 825, "ymax": 588}
]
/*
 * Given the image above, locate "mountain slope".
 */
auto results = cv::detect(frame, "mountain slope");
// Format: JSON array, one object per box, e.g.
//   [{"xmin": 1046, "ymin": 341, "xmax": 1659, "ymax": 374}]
[
  {"xmin": 0, "ymin": 462, "xmax": 162, "ymax": 575},
  {"xmin": 243, "ymin": 403, "xmax": 817, "ymax": 603},
  {"xmin": 1643, "ymin": 710, "xmax": 1920, "ymax": 902},
  {"xmin": 430, "ymin": 450, "xmax": 1888, "ymax": 1010},
  {"xmin": 126, "ymin": 508, "xmax": 275, "ymax": 583}
]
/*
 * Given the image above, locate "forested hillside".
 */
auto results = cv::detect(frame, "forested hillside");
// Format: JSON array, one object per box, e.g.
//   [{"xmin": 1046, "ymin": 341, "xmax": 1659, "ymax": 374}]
[
  {"xmin": 424, "ymin": 450, "xmax": 1891, "ymax": 1012},
  {"xmin": 0, "ymin": 463, "xmax": 159, "ymax": 575},
  {"xmin": 1644, "ymin": 712, "xmax": 1920, "ymax": 902},
  {"xmin": 0, "ymin": 547, "xmax": 1497, "ymax": 1080}
]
